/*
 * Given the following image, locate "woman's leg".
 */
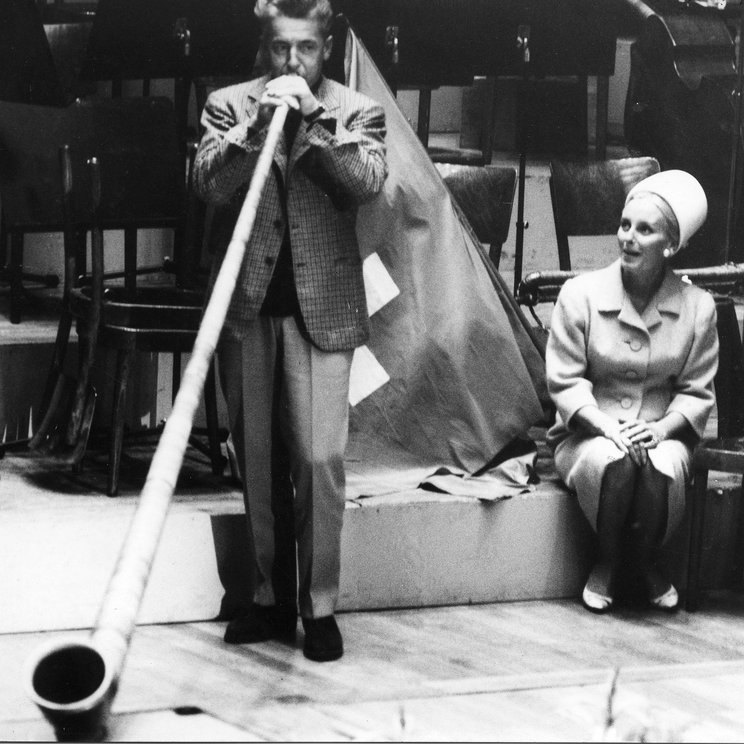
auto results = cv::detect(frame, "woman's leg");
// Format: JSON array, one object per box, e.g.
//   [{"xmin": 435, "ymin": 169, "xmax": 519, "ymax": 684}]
[
  {"xmin": 631, "ymin": 464, "xmax": 673, "ymax": 599},
  {"xmin": 587, "ymin": 455, "xmax": 638, "ymax": 597}
]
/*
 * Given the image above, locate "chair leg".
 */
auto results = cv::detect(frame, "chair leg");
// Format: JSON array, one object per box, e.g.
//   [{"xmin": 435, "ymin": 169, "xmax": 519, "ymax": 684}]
[
  {"xmin": 9, "ymin": 231, "xmax": 24, "ymax": 324},
  {"xmin": 594, "ymin": 75, "xmax": 609, "ymax": 161},
  {"xmin": 488, "ymin": 242, "xmax": 502, "ymax": 270},
  {"xmin": 417, "ymin": 88, "xmax": 431, "ymax": 147},
  {"xmin": 729, "ymin": 476, "xmax": 744, "ymax": 590},
  {"xmin": 204, "ymin": 362, "xmax": 224, "ymax": 476},
  {"xmin": 686, "ymin": 467, "xmax": 709, "ymax": 611},
  {"xmin": 172, "ymin": 352, "xmax": 182, "ymax": 402},
  {"xmin": 39, "ymin": 310, "xmax": 73, "ymax": 422},
  {"xmin": 477, "ymin": 76, "xmax": 495, "ymax": 166},
  {"xmin": 124, "ymin": 227, "xmax": 137, "ymax": 293},
  {"xmin": 108, "ymin": 348, "xmax": 134, "ymax": 497},
  {"xmin": 556, "ymin": 234, "xmax": 572, "ymax": 273}
]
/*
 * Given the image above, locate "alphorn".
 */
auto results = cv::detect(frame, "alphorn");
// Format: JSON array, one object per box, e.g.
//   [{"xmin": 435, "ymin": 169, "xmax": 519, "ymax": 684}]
[{"xmin": 24, "ymin": 103, "xmax": 290, "ymax": 743}]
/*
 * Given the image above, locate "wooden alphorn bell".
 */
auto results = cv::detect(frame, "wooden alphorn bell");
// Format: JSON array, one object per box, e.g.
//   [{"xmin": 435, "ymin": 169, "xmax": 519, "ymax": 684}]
[{"xmin": 24, "ymin": 103, "xmax": 290, "ymax": 743}]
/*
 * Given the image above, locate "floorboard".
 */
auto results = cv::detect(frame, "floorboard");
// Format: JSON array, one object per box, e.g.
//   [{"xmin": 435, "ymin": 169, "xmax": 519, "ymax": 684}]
[{"xmin": 3, "ymin": 591, "xmax": 744, "ymax": 741}]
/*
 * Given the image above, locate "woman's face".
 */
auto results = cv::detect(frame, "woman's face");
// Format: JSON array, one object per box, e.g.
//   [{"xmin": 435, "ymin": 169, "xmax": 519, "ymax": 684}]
[{"xmin": 617, "ymin": 197, "xmax": 675, "ymax": 280}]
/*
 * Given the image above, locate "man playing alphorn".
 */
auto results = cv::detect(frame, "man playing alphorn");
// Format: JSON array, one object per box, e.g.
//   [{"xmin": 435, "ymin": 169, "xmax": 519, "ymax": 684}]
[{"xmin": 194, "ymin": 0, "xmax": 387, "ymax": 661}]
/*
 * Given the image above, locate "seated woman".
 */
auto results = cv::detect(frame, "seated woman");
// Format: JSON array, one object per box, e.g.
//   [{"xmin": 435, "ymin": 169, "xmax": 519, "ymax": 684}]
[{"xmin": 546, "ymin": 170, "xmax": 719, "ymax": 613}]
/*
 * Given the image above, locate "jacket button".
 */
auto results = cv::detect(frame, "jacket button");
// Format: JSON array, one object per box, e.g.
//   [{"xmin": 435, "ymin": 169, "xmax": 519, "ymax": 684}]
[
  {"xmin": 264, "ymin": 256, "xmax": 275, "ymax": 265},
  {"xmin": 621, "ymin": 397, "xmax": 633, "ymax": 409},
  {"xmin": 625, "ymin": 369, "xmax": 638, "ymax": 379},
  {"xmin": 274, "ymin": 219, "xmax": 283, "ymax": 229},
  {"xmin": 629, "ymin": 339, "xmax": 642, "ymax": 352}
]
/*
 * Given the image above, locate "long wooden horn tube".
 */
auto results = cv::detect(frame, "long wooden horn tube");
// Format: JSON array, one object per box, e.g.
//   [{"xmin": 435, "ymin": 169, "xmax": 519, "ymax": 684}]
[{"xmin": 24, "ymin": 103, "xmax": 290, "ymax": 743}]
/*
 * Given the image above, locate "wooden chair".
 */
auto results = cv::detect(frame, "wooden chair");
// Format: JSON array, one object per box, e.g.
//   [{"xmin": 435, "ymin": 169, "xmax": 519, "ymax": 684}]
[
  {"xmin": 29, "ymin": 138, "xmax": 225, "ymax": 497},
  {"xmin": 0, "ymin": 96, "xmax": 195, "ymax": 323},
  {"xmin": 435, "ymin": 163, "xmax": 517, "ymax": 269},
  {"xmin": 549, "ymin": 156, "xmax": 661, "ymax": 272},
  {"xmin": 686, "ymin": 296, "xmax": 744, "ymax": 610}
]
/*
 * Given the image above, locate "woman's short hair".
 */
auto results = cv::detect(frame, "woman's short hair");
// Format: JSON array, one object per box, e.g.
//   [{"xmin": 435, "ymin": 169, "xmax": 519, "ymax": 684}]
[{"xmin": 255, "ymin": 0, "xmax": 335, "ymax": 37}]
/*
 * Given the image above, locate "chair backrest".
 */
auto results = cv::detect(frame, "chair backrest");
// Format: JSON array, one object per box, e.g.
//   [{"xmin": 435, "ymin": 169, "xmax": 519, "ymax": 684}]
[
  {"xmin": 0, "ymin": 96, "xmax": 183, "ymax": 231},
  {"xmin": 549, "ymin": 156, "xmax": 660, "ymax": 270},
  {"xmin": 60, "ymin": 146, "xmax": 204, "ymax": 326},
  {"xmin": 435, "ymin": 163, "xmax": 517, "ymax": 248}
]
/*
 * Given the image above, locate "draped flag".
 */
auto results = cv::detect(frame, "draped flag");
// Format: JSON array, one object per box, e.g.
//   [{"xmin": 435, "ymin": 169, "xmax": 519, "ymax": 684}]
[{"xmin": 342, "ymin": 29, "xmax": 549, "ymax": 498}]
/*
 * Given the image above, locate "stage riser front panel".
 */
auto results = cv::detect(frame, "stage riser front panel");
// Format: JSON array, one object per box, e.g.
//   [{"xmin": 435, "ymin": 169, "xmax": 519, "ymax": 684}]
[{"xmin": 2, "ymin": 478, "xmax": 740, "ymax": 635}]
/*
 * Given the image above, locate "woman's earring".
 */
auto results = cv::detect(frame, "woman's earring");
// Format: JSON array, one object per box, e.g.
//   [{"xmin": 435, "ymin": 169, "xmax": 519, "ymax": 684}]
[{"xmin": 663, "ymin": 248, "xmax": 671, "ymax": 259}]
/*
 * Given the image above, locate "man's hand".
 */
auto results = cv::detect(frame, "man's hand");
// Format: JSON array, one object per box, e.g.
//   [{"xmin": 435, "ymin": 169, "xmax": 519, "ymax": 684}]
[{"xmin": 252, "ymin": 74, "xmax": 320, "ymax": 129}]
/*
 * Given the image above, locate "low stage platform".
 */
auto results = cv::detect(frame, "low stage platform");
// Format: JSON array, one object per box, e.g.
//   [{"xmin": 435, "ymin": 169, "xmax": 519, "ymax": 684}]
[{"xmin": 1, "ymin": 412, "xmax": 741, "ymax": 636}]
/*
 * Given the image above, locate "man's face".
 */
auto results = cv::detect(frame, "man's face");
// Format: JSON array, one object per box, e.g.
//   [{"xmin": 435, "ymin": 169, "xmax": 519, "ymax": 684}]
[{"xmin": 266, "ymin": 15, "xmax": 332, "ymax": 87}]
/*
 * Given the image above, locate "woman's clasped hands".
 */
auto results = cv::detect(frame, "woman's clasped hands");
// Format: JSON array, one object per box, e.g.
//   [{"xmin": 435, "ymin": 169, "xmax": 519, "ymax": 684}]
[{"xmin": 604, "ymin": 418, "xmax": 663, "ymax": 466}]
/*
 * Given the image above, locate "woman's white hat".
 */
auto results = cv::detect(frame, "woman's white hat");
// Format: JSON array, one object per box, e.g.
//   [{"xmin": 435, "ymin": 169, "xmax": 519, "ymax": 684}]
[{"xmin": 625, "ymin": 169, "xmax": 707, "ymax": 248}]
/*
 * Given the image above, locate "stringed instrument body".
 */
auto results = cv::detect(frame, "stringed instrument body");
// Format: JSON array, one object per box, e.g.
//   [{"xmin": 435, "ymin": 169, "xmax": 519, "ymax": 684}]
[{"xmin": 624, "ymin": 0, "xmax": 743, "ymax": 265}]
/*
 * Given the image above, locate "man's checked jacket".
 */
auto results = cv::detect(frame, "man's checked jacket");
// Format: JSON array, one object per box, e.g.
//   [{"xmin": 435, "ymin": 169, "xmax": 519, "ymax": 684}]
[{"xmin": 194, "ymin": 74, "xmax": 388, "ymax": 352}]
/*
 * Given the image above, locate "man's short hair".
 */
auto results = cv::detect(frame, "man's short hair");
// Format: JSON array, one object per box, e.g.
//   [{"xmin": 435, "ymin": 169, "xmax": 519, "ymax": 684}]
[{"xmin": 255, "ymin": 0, "xmax": 335, "ymax": 37}]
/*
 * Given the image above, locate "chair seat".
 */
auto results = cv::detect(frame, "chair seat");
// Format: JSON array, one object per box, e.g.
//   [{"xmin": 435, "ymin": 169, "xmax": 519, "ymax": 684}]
[
  {"xmin": 428, "ymin": 147, "xmax": 489, "ymax": 167},
  {"xmin": 694, "ymin": 437, "xmax": 744, "ymax": 473},
  {"xmin": 96, "ymin": 325, "xmax": 198, "ymax": 355},
  {"xmin": 70, "ymin": 286, "xmax": 205, "ymax": 331}
]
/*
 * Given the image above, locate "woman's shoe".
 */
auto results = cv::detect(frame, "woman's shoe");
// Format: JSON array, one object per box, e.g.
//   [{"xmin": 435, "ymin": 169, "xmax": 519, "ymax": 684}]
[
  {"xmin": 582, "ymin": 584, "xmax": 614, "ymax": 614},
  {"xmin": 649, "ymin": 584, "xmax": 679, "ymax": 612}
]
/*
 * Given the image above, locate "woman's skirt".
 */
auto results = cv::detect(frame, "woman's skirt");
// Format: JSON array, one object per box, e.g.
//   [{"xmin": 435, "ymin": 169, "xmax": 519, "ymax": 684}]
[{"xmin": 553, "ymin": 434, "xmax": 691, "ymax": 543}]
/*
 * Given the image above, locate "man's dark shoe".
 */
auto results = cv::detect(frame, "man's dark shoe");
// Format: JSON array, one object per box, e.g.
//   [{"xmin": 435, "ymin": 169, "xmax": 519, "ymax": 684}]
[
  {"xmin": 224, "ymin": 603, "xmax": 296, "ymax": 644},
  {"xmin": 302, "ymin": 615, "xmax": 343, "ymax": 661}
]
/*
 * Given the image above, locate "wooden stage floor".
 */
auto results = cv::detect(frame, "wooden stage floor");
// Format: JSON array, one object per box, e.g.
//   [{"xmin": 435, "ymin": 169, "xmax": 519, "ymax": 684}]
[{"xmin": 2, "ymin": 591, "xmax": 744, "ymax": 741}]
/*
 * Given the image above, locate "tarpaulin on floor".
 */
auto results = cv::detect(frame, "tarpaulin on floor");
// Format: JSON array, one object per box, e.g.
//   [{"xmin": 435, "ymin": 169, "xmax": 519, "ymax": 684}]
[{"xmin": 342, "ymin": 29, "xmax": 549, "ymax": 499}]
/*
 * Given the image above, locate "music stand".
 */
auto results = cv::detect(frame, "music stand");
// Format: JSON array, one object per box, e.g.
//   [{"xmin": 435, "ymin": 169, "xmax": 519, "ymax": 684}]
[
  {"xmin": 80, "ymin": 0, "xmax": 262, "ymax": 140},
  {"xmin": 338, "ymin": 0, "xmax": 475, "ymax": 142}
]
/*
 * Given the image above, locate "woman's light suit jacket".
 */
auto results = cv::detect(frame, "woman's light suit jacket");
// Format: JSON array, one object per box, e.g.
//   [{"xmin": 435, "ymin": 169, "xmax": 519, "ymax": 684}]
[{"xmin": 546, "ymin": 259, "xmax": 719, "ymax": 450}]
